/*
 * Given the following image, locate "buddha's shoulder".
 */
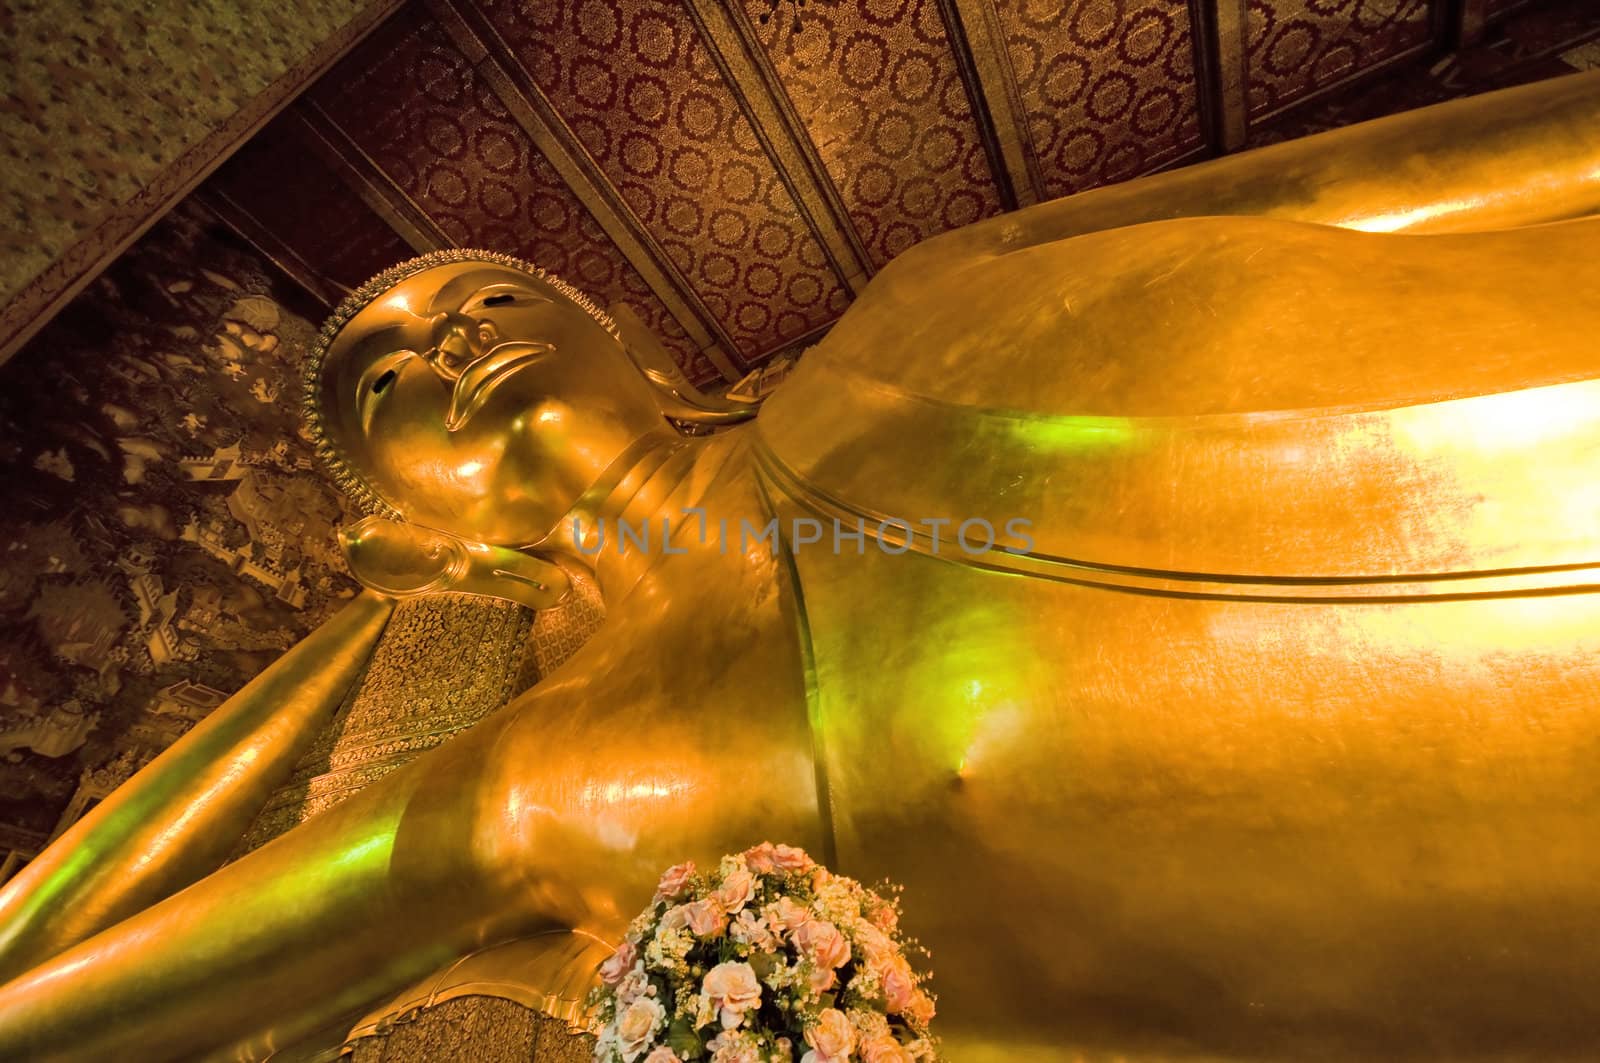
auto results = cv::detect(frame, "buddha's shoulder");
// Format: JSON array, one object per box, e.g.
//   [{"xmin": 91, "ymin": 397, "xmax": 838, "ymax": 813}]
[
  {"xmin": 779, "ymin": 213, "xmax": 1600, "ymax": 423},
  {"xmin": 753, "ymin": 214, "xmax": 1600, "ymax": 581}
]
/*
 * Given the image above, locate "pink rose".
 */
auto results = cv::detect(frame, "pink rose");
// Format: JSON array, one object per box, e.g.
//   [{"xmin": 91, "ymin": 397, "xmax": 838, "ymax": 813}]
[
  {"xmin": 794, "ymin": 919, "xmax": 851, "ymax": 971},
  {"xmin": 644, "ymin": 1048, "xmax": 681, "ymax": 1063},
  {"xmin": 654, "ymin": 861, "xmax": 697, "ymax": 902},
  {"xmin": 701, "ymin": 961, "xmax": 763, "ymax": 1029},
  {"xmin": 772, "ymin": 844, "xmax": 813, "ymax": 871},
  {"xmin": 860, "ymin": 1035, "xmax": 912, "ymax": 1063},
  {"xmin": 868, "ymin": 902, "xmax": 898, "ymax": 933},
  {"xmin": 599, "ymin": 940, "xmax": 638, "ymax": 986},
  {"xmin": 770, "ymin": 896, "xmax": 812, "ymax": 933},
  {"xmin": 744, "ymin": 842, "xmax": 779, "ymax": 874},
  {"xmin": 801, "ymin": 1008, "xmax": 854, "ymax": 1063},
  {"xmin": 714, "ymin": 868, "xmax": 756, "ymax": 913},
  {"xmin": 685, "ymin": 898, "xmax": 726, "ymax": 938}
]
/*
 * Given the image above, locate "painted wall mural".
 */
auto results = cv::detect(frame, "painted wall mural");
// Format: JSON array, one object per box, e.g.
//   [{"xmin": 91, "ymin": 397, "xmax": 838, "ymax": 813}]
[{"xmin": 0, "ymin": 202, "xmax": 360, "ymax": 842}]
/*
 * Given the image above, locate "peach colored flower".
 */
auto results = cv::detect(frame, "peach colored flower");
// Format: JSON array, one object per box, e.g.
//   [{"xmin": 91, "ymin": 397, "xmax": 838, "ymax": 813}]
[
  {"xmin": 599, "ymin": 940, "xmax": 638, "ymax": 985},
  {"xmin": 714, "ymin": 868, "xmax": 756, "ymax": 913},
  {"xmin": 617, "ymin": 996, "xmax": 665, "ymax": 1061},
  {"xmin": 617, "ymin": 964, "xmax": 651, "ymax": 1004},
  {"xmin": 708, "ymin": 1032, "xmax": 762, "ymax": 1062},
  {"xmin": 770, "ymin": 896, "xmax": 812, "ymax": 933},
  {"xmin": 867, "ymin": 902, "xmax": 898, "ymax": 933},
  {"xmin": 654, "ymin": 861, "xmax": 696, "ymax": 902},
  {"xmin": 802, "ymin": 1007, "xmax": 854, "ymax": 1063},
  {"xmin": 731, "ymin": 908, "xmax": 777, "ymax": 951},
  {"xmin": 860, "ymin": 1035, "xmax": 912, "ymax": 1063},
  {"xmin": 685, "ymin": 898, "xmax": 726, "ymax": 938},
  {"xmin": 744, "ymin": 842, "xmax": 779, "ymax": 873},
  {"xmin": 807, "ymin": 963, "xmax": 838, "ymax": 994},
  {"xmin": 643, "ymin": 1048, "xmax": 681, "ymax": 1063},
  {"xmin": 701, "ymin": 961, "xmax": 763, "ymax": 1030},
  {"xmin": 659, "ymin": 905, "xmax": 690, "ymax": 932},
  {"xmin": 878, "ymin": 954, "xmax": 916, "ymax": 1014},
  {"xmin": 795, "ymin": 919, "xmax": 851, "ymax": 971},
  {"xmin": 851, "ymin": 921, "xmax": 894, "ymax": 965},
  {"xmin": 772, "ymin": 844, "xmax": 813, "ymax": 871},
  {"xmin": 904, "ymin": 990, "xmax": 935, "ymax": 1028}
]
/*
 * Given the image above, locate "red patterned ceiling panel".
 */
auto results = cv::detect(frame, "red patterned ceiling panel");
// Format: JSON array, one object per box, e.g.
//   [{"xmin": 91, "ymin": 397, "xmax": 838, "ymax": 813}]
[
  {"xmin": 991, "ymin": 0, "xmax": 1204, "ymax": 201},
  {"xmin": 746, "ymin": 0, "xmax": 1006, "ymax": 270},
  {"xmin": 312, "ymin": 7, "xmax": 720, "ymax": 383},
  {"xmin": 204, "ymin": 113, "xmax": 413, "ymax": 296},
  {"xmin": 476, "ymin": 0, "xmax": 852, "ymax": 364},
  {"xmin": 1245, "ymin": 0, "xmax": 1432, "ymax": 119}
]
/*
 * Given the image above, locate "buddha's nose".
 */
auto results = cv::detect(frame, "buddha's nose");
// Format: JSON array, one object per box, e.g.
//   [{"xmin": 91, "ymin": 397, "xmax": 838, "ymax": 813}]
[{"xmin": 423, "ymin": 312, "xmax": 498, "ymax": 382}]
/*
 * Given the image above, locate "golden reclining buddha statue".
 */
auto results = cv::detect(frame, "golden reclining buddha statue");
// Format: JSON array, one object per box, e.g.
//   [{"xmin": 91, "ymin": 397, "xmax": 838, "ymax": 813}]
[{"xmin": 1, "ymin": 72, "xmax": 1600, "ymax": 1061}]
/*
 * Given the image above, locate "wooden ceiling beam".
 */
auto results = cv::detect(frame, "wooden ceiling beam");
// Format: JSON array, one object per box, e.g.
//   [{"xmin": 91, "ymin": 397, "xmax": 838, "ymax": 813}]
[
  {"xmin": 194, "ymin": 185, "xmax": 348, "ymax": 309},
  {"xmin": 289, "ymin": 104, "xmax": 452, "ymax": 255},
  {"xmin": 944, "ymin": 0, "xmax": 1044, "ymax": 206},
  {"xmin": 1452, "ymin": 0, "xmax": 1491, "ymax": 47},
  {"xmin": 683, "ymin": 0, "xmax": 875, "ymax": 290},
  {"xmin": 424, "ymin": 0, "xmax": 744, "ymax": 383},
  {"xmin": 1190, "ymin": 0, "xmax": 1252, "ymax": 154}
]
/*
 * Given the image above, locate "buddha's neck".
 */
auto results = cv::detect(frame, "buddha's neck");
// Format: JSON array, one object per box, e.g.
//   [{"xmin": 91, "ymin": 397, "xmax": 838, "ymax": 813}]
[{"xmin": 541, "ymin": 427, "xmax": 747, "ymax": 602}]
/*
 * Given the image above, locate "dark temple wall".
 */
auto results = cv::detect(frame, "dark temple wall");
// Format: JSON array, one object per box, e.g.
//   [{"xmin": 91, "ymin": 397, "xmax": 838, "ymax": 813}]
[{"xmin": 0, "ymin": 202, "xmax": 360, "ymax": 844}]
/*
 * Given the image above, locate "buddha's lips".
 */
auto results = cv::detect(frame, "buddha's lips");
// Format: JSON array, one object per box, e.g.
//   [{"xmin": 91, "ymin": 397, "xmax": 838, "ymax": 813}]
[{"xmin": 445, "ymin": 341, "xmax": 554, "ymax": 432}]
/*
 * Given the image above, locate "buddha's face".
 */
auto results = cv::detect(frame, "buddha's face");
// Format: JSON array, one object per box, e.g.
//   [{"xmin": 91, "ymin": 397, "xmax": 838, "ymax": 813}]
[{"xmin": 315, "ymin": 260, "xmax": 667, "ymax": 546}]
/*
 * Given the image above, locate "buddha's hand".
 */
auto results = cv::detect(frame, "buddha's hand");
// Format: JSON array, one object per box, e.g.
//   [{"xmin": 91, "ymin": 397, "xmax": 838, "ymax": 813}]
[{"xmin": 338, "ymin": 515, "xmax": 571, "ymax": 610}]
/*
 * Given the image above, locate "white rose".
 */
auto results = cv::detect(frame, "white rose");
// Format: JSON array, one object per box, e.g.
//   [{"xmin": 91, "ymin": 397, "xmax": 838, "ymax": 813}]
[
  {"xmin": 700, "ymin": 961, "xmax": 763, "ymax": 1030},
  {"xmin": 616, "ymin": 996, "xmax": 666, "ymax": 1062}
]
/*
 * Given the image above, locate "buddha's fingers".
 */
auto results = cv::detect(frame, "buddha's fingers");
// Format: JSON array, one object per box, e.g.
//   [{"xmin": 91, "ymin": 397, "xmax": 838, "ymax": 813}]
[
  {"xmin": 0, "ymin": 592, "xmax": 393, "ymax": 985},
  {"xmin": 896, "ymin": 69, "xmax": 1600, "ymax": 270},
  {"xmin": 0, "ymin": 704, "xmax": 544, "ymax": 1062}
]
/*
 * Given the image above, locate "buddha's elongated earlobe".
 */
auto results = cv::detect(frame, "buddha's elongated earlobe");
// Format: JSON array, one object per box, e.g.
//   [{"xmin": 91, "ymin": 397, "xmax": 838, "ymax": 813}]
[{"xmin": 608, "ymin": 302, "xmax": 760, "ymax": 426}]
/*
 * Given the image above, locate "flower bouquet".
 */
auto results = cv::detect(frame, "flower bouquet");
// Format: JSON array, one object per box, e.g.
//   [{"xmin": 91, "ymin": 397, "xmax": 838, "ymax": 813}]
[{"xmin": 589, "ymin": 843, "xmax": 938, "ymax": 1062}]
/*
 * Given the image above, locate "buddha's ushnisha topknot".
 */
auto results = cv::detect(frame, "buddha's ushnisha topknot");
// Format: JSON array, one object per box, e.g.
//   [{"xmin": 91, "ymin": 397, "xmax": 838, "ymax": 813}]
[{"xmin": 301, "ymin": 250, "xmax": 621, "ymax": 519}]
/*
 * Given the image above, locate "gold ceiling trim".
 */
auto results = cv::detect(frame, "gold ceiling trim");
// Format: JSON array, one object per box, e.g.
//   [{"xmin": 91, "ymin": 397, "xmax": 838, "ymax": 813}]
[
  {"xmin": 686, "ymin": 0, "xmax": 875, "ymax": 292},
  {"xmin": 947, "ymin": 0, "xmax": 1046, "ymax": 205}
]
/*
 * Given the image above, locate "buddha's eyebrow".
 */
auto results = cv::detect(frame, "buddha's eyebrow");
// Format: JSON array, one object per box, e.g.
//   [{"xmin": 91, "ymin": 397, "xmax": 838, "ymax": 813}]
[{"xmin": 456, "ymin": 284, "xmax": 555, "ymax": 312}]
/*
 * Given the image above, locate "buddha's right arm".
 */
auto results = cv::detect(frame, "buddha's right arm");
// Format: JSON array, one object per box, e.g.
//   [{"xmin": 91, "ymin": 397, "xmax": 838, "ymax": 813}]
[
  {"xmin": 0, "ymin": 703, "xmax": 555, "ymax": 1062},
  {"xmin": 0, "ymin": 618, "xmax": 822, "ymax": 1061},
  {"xmin": 0, "ymin": 592, "xmax": 393, "ymax": 985},
  {"xmin": 892, "ymin": 70, "xmax": 1600, "ymax": 273}
]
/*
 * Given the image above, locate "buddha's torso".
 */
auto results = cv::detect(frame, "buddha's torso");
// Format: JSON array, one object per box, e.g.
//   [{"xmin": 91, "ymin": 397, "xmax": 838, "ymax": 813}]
[{"xmin": 489, "ymin": 214, "xmax": 1600, "ymax": 1059}]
